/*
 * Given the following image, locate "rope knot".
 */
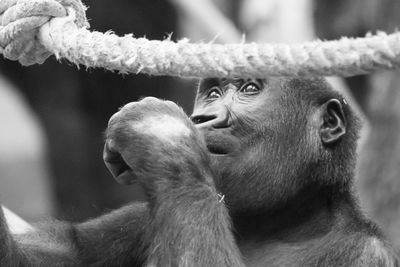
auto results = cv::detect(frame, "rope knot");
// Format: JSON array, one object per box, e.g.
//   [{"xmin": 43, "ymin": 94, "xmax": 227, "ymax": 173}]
[{"xmin": 0, "ymin": 0, "xmax": 88, "ymax": 65}]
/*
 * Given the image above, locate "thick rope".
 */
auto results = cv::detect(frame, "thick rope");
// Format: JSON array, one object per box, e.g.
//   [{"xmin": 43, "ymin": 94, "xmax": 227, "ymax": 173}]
[
  {"xmin": 0, "ymin": 0, "xmax": 88, "ymax": 65},
  {"xmin": 1, "ymin": 0, "xmax": 400, "ymax": 78}
]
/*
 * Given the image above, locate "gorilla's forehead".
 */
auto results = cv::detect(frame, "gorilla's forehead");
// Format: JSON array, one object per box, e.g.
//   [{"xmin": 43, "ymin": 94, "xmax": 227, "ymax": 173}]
[{"xmin": 219, "ymin": 78, "xmax": 264, "ymax": 86}]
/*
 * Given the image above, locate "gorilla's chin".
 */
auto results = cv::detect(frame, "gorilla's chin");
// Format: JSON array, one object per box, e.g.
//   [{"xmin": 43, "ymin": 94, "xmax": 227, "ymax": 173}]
[{"xmin": 201, "ymin": 130, "xmax": 240, "ymax": 156}]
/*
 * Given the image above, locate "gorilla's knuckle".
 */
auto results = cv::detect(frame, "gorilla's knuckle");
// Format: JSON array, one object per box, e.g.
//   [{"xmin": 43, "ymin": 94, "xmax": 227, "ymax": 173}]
[
  {"xmin": 108, "ymin": 112, "xmax": 120, "ymax": 124},
  {"xmin": 107, "ymin": 112, "xmax": 123, "ymax": 130},
  {"xmin": 164, "ymin": 100, "xmax": 180, "ymax": 110},
  {"xmin": 140, "ymin": 96, "xmax": 161, "ymax": 105},
  {"xmin": 119, "ymin": 102, "xmax": 140, "ymax": 114},
  {"xmin": 164, "ymin": 100, "xmax": 177, "ymax": 106}
]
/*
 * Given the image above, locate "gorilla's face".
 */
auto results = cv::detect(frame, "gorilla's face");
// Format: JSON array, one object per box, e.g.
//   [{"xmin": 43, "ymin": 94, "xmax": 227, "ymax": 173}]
[{"xmin": 191, "ymin": 78, "xmax": 312, "ymax": 212}]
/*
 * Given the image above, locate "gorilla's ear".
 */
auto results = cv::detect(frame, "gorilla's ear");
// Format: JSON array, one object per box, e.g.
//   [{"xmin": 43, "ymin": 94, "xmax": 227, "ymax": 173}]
[{"xmin": 320, "ymin": 99, "xmax": 346, "ymax": 145}]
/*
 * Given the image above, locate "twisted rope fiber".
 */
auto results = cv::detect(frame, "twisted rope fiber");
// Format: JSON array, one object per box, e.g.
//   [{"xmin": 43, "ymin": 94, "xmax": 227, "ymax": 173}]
[
  {"xmin": 0, "ymin": 0, "xmax": 87, "ymax": 65},
  {"xmin": 1, "ymin": 0, "xmax": 400, "ymax": 78}
]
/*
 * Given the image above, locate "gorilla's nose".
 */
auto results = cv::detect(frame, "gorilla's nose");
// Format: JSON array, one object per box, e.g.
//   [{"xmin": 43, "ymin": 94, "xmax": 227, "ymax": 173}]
[{"xmin": 190, "ymin": 110, "xmax": 230, "ymax": 129}]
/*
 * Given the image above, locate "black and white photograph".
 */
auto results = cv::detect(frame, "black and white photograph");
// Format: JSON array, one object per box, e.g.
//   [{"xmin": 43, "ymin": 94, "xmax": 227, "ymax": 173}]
[{"xmin": 0, "ymin": 0, "xmax": 399, "ymax": 266}]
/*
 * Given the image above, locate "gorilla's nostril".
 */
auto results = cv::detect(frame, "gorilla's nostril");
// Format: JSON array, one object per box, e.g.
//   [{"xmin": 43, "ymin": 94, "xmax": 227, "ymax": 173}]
[{"xmin": 191, "ymin": 115, "xmax": 217, "ymax": 125}]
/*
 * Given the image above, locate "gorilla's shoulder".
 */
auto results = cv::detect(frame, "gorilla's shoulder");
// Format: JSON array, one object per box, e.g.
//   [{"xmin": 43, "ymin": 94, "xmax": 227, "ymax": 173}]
[{"xmin": 357, "ymin": 237, "xmax": 399, "ymax": 267}]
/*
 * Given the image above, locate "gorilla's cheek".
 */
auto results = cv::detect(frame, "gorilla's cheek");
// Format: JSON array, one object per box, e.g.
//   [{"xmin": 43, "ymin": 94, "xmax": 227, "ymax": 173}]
[{"xmin": 211, "ymin": 145, "xmax": 271, "ymax": 191}]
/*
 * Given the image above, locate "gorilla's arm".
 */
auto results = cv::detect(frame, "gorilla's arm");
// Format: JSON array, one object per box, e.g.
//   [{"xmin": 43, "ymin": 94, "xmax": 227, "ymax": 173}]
[
  {"xmin": 0, "ymin": 202, "xmax": 149, "ymax": 266},
  {"xmin": 0, "ymin": 206, "xmax": 79, "ymax": 266},
  {"xmin": 104, "ymin": 97, "xmax": 245, "ymax": 266},
  {"xmin": 1, "ymin": 188, "xmax": 242, "ymax": 266},
  {"xmin": 0, "ymin": 208, "xmax": 22, "ymax": 265},
  {"xmin": 0, "ymin": 97, "xmax": 244, "ymax": 266},
  {"xmin": 76, "ymin": 188, "xmax": 241, "ymax": 267},
  {"xmin": 77, "ymin": 163, "xmax": 243, "ymax": 266},
  {"xmin": 142, "ymin": 176, "xmax": 241, "ymax": 266},
  {"xmin": 74, "ymin": 203, "xmax": 150, "ymax": 266}
]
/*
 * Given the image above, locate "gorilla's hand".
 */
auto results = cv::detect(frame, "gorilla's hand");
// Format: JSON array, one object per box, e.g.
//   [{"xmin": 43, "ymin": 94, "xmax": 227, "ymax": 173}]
[{"xmin": 104, "ymin": 97, "xmax": 212, "ymax": 193}]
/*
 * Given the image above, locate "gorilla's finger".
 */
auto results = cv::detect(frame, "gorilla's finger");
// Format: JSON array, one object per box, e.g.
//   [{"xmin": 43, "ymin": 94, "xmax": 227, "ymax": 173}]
[
  {"xmin": 113, "ymin": 168, "xmax": 137, "ymax": 185},
  {"xmin": 103, "ymin": 142, "xmax": 136, "ymax": 185}
]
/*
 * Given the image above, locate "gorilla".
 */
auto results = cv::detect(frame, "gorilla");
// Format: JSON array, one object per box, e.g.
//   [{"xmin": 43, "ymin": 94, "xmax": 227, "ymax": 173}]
[{"xmin": 0, "ymin": 77, "xmax": 399, "ymax": 266}]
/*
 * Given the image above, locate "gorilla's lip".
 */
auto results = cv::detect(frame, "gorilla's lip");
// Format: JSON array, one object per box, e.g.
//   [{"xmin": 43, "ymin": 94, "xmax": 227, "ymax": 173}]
[
  {"xmin": 202, "ymin": 131, "xmax": 239, "ymax": 155},
  {"xmin": 207, "ymin": 144, "xmax": 228, "ymax": 155}
]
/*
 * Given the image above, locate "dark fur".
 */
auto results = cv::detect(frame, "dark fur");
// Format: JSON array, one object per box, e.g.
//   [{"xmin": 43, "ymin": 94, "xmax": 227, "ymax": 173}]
[{"xmin": 0, "ymin": 78, "xmax": 398, "ymax": 266}]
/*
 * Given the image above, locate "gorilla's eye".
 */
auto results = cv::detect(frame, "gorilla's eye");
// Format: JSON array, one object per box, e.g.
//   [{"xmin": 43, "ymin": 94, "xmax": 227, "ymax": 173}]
[
  {"xmin": 207, "ymin": 87, "xmax": 222, "ymax": 99},
  {"xmin": 240, "ymin": 82, "xmax": 260, "ymax": 94}
]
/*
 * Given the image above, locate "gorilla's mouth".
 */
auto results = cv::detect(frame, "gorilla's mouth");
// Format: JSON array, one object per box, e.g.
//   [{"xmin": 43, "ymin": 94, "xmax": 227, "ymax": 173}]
[
  {"xmin": 207, "ymin": 144, "xmax": 228, "ymax": 155},
  {"xmin": 203, "ymin": 131, "xmax": 239, "ymax": 155}
]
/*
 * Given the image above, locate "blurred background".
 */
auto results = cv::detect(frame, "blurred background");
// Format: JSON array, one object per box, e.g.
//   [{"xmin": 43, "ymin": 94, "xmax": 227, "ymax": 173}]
[{"xmin": 0, "ymin": 0, "xmax": 399, "ymax": 253}]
